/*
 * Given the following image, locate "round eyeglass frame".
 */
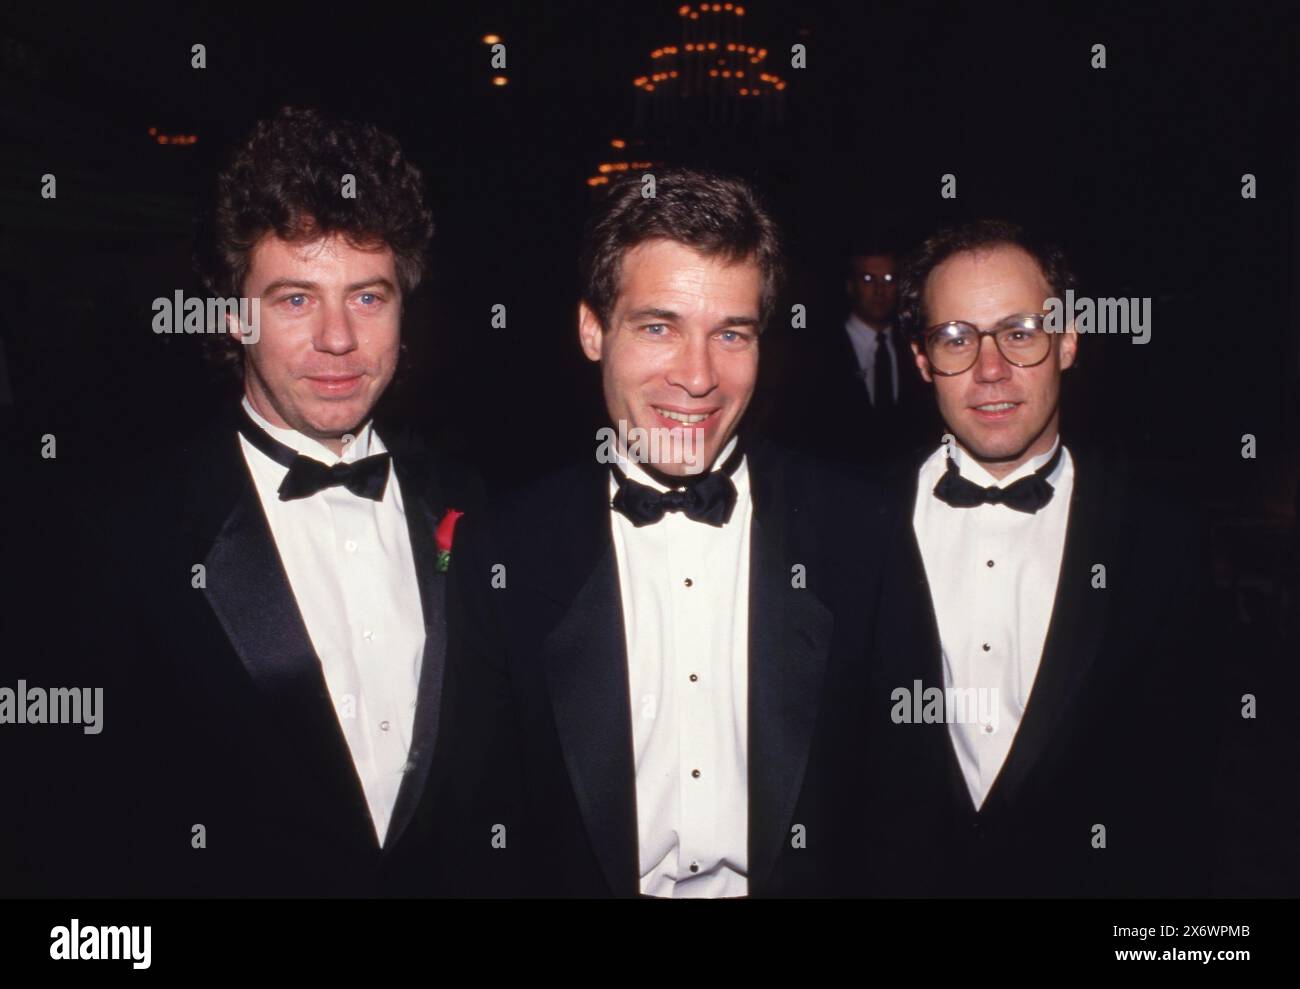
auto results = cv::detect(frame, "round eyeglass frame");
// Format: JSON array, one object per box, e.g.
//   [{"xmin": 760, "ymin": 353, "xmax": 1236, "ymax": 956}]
[{"xmin": 918, "ymin": 313, "xmax": 1055, "ymax": 376}]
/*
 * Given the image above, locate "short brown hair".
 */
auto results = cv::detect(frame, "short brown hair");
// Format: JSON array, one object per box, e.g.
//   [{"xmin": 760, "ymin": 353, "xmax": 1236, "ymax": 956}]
[
  {"xmin": 578, "ymin": 167, "xmax": 783, "ymax": 331},
  {"xmin": 194, "ymin": 106, "xmax": 434, "ymax": 371},
  {"xmin": 899, "ymin": 219, "xmax": 1077, "ymax": 338}
]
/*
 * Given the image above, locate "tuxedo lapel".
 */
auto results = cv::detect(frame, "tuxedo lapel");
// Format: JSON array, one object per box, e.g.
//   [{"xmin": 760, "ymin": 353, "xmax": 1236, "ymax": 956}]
[
  {"xmin": 538, "ymin": 465, "xmax": 639, "ymax": 896},
  {"xmin": 984, "ymin": 451, "xmax": 1115, "ymax": 808},
  {"xmin": 888, "ymin": 470, "xmax": 973, "ymax": 815},
  {"xmin": 382, "ymin": 447, "xmax": 450, "ymax": 853},
  {"xmin": 746, "ymin": 446, "xmax": 835, "ymax": 896},
  {"xmin": 195, "ymin": 428, "xmax": 375, "ymax": 849}
]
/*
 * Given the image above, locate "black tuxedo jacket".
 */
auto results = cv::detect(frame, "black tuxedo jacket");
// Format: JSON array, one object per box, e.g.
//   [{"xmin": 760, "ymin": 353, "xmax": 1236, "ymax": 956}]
[
  {"xmin": 82, "ymin": 410, "xmax": 480, "ymax": 896},
  {"xmin": 861, "ymin": 444, "xmax": 1220, "ymax": 896},
  {"xmin": 444, "ymin": 437, "xmax": 892, "ymax": 897}
]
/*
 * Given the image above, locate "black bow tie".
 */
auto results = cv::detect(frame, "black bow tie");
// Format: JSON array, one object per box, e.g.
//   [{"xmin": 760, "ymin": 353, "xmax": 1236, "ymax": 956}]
[
  {"xmin": 237, "ymin": 408, "xmax": 391, "ymax": 502},
  {"xmin": 610, "ymin": 443, "xmax": 744, "ymax": 527},
  {"xmin": 932, "ymin": 444, "xmax": 1063, "ymax": 515}
]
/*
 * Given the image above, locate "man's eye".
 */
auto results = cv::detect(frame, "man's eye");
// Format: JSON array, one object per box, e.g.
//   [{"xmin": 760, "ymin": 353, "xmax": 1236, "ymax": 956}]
[
  {"xmin": 286, "ymin": 294, "xmax": 307, "ymax": 307},
  {"xmin": 718, "ymin": 329, "xmax": 750, "ymax": 344},
  {"xmin": 358, "ymin": 293, "xmax": 378, "ymax": 305},
  {"xmin": 641, "ymin": 324, "xmax": 668, "ymax": 335}
]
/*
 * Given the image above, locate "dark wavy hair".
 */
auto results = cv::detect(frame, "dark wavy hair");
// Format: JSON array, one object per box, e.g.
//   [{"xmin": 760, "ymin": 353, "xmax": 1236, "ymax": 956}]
[
  {"xmin": 898, "ymin": 219, "xmax": 1077, "ymax": 338},
  {"xmin": 579, "ymin": 167, "xmax": 784, "ymax": 332},
  {"xmin": 194, "ymin": 106, "xmax": 434, "ymax": 372}
]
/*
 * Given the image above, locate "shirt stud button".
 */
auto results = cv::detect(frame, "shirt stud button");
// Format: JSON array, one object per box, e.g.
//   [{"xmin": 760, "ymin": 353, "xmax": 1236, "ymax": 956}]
[
  {"xmin": 689, "ymin": 673, "xmax": 698, "ymax": 683},
  {"xmin": 982, "ymin": 643, "xmax": 991, "ymax": 652},
  {"xmin": 683, "ymin": 577, "xmax": 693, "ymax": 587},
  {"xmin": 380, "ymin": 720, "xmax": 390, "ymax": 731},
  {"xmin": 986, "ymin": 559, "xmax": 995, "ymax": 568},
  {"xmin": 691, "ymin": 768, "xmax": 701, "ymax": 779},
  {"xmin": 690, "ymin": 863, "xmax": 700, "ymax": 874}
]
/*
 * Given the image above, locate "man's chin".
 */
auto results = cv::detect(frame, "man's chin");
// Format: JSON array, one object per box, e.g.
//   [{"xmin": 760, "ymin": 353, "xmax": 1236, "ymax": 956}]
[
  {"xmin": 953, "ymin": 428, "xmax": 1036, "ymax": 465},
  {"xmin": 298, "ymin": 405, "xmax": 372, "ymax": 441},
  {"xmin": 622, "ymin": 418, "xmax": 721, "ymax": 473}
]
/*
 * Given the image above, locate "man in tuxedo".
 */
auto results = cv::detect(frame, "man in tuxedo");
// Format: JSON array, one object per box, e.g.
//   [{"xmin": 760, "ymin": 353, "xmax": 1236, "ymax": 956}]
[
  {"xmin": 864, "ymin": 219, "xmax": 1217, "ymax": 896},
  {"xmin": 778, "ymin": 245, "xmax": 936, "ymax": 470},
  {"xmin": 446, "ymin": 168, "xmax": 890, "ymax": 897},
  {"xmin": 86, "ymin": 107, "xmax": 475, "ymax": 896}
]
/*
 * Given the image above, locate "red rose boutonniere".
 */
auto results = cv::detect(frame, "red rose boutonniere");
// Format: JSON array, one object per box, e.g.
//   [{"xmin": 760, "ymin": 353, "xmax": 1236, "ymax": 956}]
[{"xmin": 434, "ymin": 508, "xmax": 464, "ymax": 573}]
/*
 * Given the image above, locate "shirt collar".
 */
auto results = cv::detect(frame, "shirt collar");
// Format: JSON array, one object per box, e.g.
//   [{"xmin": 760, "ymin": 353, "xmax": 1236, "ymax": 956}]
[
  {"xmin": 241, "ymin": 395, "xmax": 377, "ymax": 465},
  {"xmin": 948, "ymin": 434, "xmax": 1064, "ymax": 488},
  {"xmin": 845, "ymin": 312, "xmax": 891, "ymax": 337}
]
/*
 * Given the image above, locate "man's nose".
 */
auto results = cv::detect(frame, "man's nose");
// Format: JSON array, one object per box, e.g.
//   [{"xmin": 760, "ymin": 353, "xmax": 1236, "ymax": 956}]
[
  {"xmin": 972, "ymin": 334, "xmax": 1011, "ymax": 383},
  {"xmin": 668, "ymin": 337, "xmax": 718, "ymax": 396},
  {"xmin": 314, "ymin": 303, "xmax": 359, "ymax": 355}
]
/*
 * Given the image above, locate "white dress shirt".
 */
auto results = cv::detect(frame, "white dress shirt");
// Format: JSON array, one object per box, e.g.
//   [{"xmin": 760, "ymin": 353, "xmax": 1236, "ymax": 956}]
[
  {"xmin": 239, "ymin": 397, "xmax": 425, "ymax": 846},
  {"xmin": 844, "ymin": 312, "xmax": 899, "ymax": 407},
  {"xmin": 911, "ymin": 437, "xmax": 1074, "ymax": 809},
  {"xmin": 608, "ymin": 435, "xmax": 752, "ymax": 897}
]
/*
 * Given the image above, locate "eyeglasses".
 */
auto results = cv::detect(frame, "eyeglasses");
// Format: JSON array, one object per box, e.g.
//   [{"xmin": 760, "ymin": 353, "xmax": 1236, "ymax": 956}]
[{"xmin": 920, "ymin": 313, "xmax": 1053, "ymax": 376}]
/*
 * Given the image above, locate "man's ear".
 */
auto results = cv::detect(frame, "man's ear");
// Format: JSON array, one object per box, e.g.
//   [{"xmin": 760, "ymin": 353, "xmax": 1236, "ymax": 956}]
[
  {"xmin": 225, "ymin": 307, "xmax": 245, "ymax": 343},
  {"xmin": 578, "ymin": 302, "xmax": 604, "ymax": 363},
  {"xmin": 910, "ymin": 338, "xmax": 933, "ymax": 384},
  {"xmin": 1059, "ymin": 323, "xmax": 1079, "ymax": 371}
]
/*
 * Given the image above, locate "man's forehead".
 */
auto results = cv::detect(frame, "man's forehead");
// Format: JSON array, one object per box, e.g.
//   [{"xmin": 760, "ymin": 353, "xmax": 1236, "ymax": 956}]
[
  {"xmin": 927, "ymin": 246, "xmax": 1049, "ymax": 306},
  {"xmin": 852, "ymin": 253, "xmax": 895, "ymax": 271},
  {"xmin": 616, "ymin": 241, "xmax": 761, "ymax": 306},
  {"xmin": 250, "ymin": 232, "xmax": 393, "ymax": 268},
  {"xmin": 933, "ymin": 244, "xmax": 1045, "ymax": 283}
]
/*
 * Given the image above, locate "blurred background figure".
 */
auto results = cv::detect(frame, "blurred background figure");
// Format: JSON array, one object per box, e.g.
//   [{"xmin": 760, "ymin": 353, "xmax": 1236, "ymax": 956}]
[{"xmin": 773, "ymin": 240, "xmax": 937, "ymax": 474}]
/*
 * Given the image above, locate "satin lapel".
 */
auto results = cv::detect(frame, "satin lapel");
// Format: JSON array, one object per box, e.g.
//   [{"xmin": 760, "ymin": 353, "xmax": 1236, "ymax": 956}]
[
  {"xmin": 382, "ymin": 450, "xmax": 448, "ymax": 853},
  {"xmin": 198, "ymin": 432, "xmax": 375, "ymax": 845},
  {"xmin": 889, "ymin": 473, "xmax": 974, "ymax": 816},
  {"xmin": 746, "ymin": 448, "xmax": 835, "ymax": 896},
  {"xmin": 985, "ymin": 452, "xmax": 1114, "ymax": 809},
  {"xmin": 539, "ymin": 465, "xmax": 639, "ymax": 896}
]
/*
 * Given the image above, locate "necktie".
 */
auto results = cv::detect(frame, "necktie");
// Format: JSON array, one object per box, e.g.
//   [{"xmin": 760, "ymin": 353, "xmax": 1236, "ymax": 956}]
[
  {"xmin": 237, "ymin": 408, "xmax": 391, "ymax": 502},
  {"xmin": 872, "ymin": 327, "xmax": 894, "ymax": 408},
  {"xmin": 932, "ymin": 444, "xmax": 1063, "ymax": 515},
  {"xmin": 610, "ymin": 443, "xmax": 744, "ymax": 527}
]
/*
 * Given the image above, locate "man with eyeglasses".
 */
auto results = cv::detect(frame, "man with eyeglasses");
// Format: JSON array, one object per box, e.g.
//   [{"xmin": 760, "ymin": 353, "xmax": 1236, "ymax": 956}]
[{"xmin": 857, "ymin": 219, "xmax": 1219, "ymax": 897}]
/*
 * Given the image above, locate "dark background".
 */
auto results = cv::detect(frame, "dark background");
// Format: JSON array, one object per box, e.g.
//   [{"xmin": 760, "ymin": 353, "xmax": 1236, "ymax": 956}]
[
  {"xmin": 2, "ymin": 2, "xmax": 1295, "ymax": 477},
  {"xmin": 0, "ymin": 1, "xmax": 1296, "ymax": 894},
  {"xmin": 4, "ymin": 0, "xmax": 1294, "ymax": 604},
  {"xmin": 0, "ymin": 0, "xmax": 1294, "ymax": 904}
]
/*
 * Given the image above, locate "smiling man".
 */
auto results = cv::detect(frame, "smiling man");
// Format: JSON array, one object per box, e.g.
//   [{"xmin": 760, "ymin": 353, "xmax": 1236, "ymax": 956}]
[
  {"xmin": 96, "ymin": 107, "xmax": 477, "ymax": 896},
  {"xmin": 447, "ymin": 168, "xmax": 892, "ymax": 897},
  {"xmin": 863, "ymin": 219, "xmax": 1217, "ymax": 896},
  {"xmin": 239, "ymin": 234, "xmax": 402, "ymax": 446}
]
